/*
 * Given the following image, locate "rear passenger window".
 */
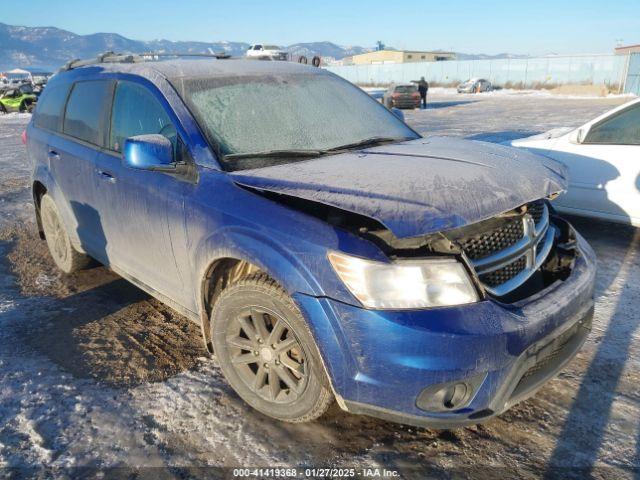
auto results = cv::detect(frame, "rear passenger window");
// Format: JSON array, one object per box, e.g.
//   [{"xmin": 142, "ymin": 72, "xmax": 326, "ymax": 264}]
[
  {"xmin": 63, "ymin": 81, "xmax": 111, "ymax": 146},
  {"xmin": 109, "ymin": 81, "xmax": 177, "ymax": 153},
  {"xmin": 34, "ymin": 82, "xmax": 70, "ymax": 132}
]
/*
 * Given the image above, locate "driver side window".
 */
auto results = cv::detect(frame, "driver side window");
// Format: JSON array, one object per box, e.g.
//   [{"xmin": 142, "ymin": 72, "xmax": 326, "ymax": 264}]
[
  {"xmin": 584, "ymin": 105, "xmax": 640, "ymax": 145},
  {"xmin": 109, "ymin": 81, "xmax": 178, "ymax": 154}
]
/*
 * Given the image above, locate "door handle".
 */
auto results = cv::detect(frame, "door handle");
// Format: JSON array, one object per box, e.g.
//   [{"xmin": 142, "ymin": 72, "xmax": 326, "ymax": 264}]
[
  {"xmin": 97, "ymin": 170, "xmax": 117, "ymax": 184},
  {"xmin": 47, "ymin": 149, "xmax": 60, "ymax": 161}
]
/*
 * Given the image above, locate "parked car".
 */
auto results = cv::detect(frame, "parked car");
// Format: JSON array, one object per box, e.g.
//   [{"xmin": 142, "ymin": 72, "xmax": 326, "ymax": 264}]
[
  {"xmin": 32, "ymin": 76, "xmax": 49, "ymax": 96},
  {"xmin": 246, "ymin": 44, "xmax": 288, "ymax": 61},
  {"xmin": 0, "ymin": 86, "xmax": 37, "ymax": 113},
  {"xmin": 509, "ymin": 98, "xmax": 640, "ymax": 227},
  {"xmin": 382, "ymin": 83, "xmax": 421, "ymax": 109},
  {"xmin": 27, "ymin": 55, "xmax": 595, "ymax": 428},
  {"xmin": 457, "ymin": 78, "xmax": 492, "ymax": 94}
]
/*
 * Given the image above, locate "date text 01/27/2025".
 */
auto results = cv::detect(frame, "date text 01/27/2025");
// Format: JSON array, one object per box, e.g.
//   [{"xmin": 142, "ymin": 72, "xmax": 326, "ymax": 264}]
[{"xmin": 232, "ymin": 467, "xmax": 400, "ymax": 478}]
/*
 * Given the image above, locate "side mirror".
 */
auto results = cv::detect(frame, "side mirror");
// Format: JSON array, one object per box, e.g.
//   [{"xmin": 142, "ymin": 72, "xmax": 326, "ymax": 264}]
[
  {"xmin": 391, "ymin": 107, "xmax": 405, "ymax": 122},
  {"xmin": 123, "ymin": 134, "xmax": 175, "ymax": 171},
  {"xmin": 569, "ymin": 128, "xmax": 585, "ymax": 144}
]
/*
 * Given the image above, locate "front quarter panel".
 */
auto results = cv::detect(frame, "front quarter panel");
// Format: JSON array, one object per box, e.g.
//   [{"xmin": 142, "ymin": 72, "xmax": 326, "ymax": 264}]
[
  {"xmin": 185, "ymin": 169, "xmax": 388, "ymax": 390},
  {"xmin": 186, "ymin": 168, "xmax": 387, "ymax": 310}
]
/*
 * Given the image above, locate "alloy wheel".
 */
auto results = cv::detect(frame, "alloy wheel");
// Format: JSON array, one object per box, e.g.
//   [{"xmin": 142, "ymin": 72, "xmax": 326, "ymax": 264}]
[{"xmin": 226, "ymin": 307, "xmax": 308, "ymax": 404}]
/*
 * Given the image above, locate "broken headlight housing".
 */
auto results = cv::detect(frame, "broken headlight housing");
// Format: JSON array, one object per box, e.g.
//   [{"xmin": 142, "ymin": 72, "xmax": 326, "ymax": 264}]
[{"xmin": 328, "ymin": 251, "xmax": 479, "ymax": 310}]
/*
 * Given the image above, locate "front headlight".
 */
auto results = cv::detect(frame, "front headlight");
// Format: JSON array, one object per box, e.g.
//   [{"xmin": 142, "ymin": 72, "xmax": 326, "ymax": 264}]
[{"xmin": 328, "ymin": 251, "xmax": 479, "ymax": 310}]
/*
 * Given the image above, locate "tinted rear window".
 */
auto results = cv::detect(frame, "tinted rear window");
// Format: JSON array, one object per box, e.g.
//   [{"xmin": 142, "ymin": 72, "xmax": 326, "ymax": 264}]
[
  {"xmin": 33, "ymin": 82, "xmax": 70, "ymax": 132},
  {"xmin": 63, "ymin": 81, "xmax": 112, "ymax": 146},
  {"xmin": 394, "ymin": 85, "xmax": 417, "ymax": 93}
]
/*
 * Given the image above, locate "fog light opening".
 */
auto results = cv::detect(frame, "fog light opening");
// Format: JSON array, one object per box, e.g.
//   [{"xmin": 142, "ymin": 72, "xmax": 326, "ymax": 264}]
[
  {"xmin": 416, "ymin": 373, "xmax": 486, "ymax": 413},
  {"xmin": 443, "ymin": 383, "xmax": 468, "ymax": 409}
]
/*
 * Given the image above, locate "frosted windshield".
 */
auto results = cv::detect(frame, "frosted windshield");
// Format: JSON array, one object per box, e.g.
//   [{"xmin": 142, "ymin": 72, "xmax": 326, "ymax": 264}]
[{"xmin": 171, "ymin": 73, "xmax": 418, "ymax": 170}]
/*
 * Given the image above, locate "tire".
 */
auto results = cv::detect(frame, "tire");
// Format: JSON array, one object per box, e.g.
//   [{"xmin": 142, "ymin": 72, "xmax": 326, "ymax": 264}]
[
  {"xmin": 40, "ymin": 194, "xmax": 91, "ymax": 273},
  {"xmin": 0, "ymin": 104, "xmax": 6, "ymax": 114},
  {"xmin": 211, "ymin": 273, "xmax": 334, "ymax": 422}
]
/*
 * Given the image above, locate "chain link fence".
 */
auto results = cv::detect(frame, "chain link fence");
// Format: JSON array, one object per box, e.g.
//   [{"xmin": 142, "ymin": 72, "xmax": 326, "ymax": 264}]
[{"xmin": 326, "ymin": 53, "xmax": 640, "ymax": 94}]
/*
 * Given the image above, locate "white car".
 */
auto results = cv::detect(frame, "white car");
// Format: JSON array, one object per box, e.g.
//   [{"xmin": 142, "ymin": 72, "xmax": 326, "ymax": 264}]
[
  {"xmin": 246, "ymin": 44, "xmax": 288, "ymax": 61},
  {"xmin": 457, "ymin": 78, "xmax": 492, "ymax": 94},
  {"xmin": 509, "ymin": 98, "xmax": 640, "ymax": 227}
]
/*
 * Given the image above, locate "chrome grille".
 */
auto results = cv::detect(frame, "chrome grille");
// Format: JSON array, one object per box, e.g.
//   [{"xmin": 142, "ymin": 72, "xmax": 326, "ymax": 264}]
[
  {"xmin": 527, "ymin": 200, "xmax": 545, "ymax": 224},
  {"xmin": 480, "ymin": 256, "xmax": 527, "ymax": 287},
  {"xmin": 460, "ymin": 218, "xmax": 524, "ymax": 260},
  {"xmin": 457, "ymin": 200, "xmax": 555, "ymax": 297}
]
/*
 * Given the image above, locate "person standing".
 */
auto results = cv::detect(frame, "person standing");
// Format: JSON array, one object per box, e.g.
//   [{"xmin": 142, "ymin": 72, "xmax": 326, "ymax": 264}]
[{"xmin": 416, "ymin": 77, "xmax": 429, "ymax": 109}]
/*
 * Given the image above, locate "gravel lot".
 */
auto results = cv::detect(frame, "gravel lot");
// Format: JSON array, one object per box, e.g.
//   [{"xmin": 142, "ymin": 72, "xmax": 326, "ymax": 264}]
[{"xmin": 0, "ymin": 91, "xmax": 638, "ymax": 479}]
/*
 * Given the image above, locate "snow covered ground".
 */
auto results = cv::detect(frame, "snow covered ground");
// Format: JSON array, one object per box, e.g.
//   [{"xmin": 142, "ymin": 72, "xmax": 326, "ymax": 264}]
[
  {"xmin": 0, "ymin": 91, "xmax": 639, "ymax": 479},
  {"xmin": 363, "ymin": 85, "xmax": 637, "ymax": 101}
]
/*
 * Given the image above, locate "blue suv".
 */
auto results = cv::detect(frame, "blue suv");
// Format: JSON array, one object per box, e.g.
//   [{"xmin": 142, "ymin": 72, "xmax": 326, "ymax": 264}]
[{"xmin": 27, "ymin": 54, "xmax": 595, "ymax": 427}]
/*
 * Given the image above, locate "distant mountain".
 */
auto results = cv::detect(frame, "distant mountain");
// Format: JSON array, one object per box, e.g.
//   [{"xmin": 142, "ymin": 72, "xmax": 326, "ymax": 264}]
[
  {"xmin": 0, "ymin": 23, "xmax": 373, "ymax": 71},
  {"xmin": 0, "ymin": 23, "xmax": 255, "ymax": 71},
  {"xmin": 0, "ymin": 22, "xmax": 530, "ymax": 72},
  {"xmin": 453, "ymin": 52, "xmax": 531, "ymax": 60},
  {"xmin": 284, "ymin": 42, "xmax": 370, "ymax": 60}
]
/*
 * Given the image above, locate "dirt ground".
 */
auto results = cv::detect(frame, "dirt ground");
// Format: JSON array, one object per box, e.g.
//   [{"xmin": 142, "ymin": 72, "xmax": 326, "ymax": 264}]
[
  {"xmin": 1, "ymin": 224, "xmax": 204, "ymax": 388},
  {"xmin": 0, "ymin": 92, "xmax": 638, "ymax": 479}
]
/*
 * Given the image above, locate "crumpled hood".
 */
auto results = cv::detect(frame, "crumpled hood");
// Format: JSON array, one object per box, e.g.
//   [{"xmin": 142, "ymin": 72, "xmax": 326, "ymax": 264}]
[{"xmin": 231, "ymin": 137, "xmax": 568, "ymax": 238}]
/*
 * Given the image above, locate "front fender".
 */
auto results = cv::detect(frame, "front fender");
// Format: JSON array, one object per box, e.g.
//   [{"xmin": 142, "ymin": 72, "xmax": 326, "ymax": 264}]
[
  {"xmin": 191, "ymin": 227, "xmax": 358, "ymax": 390},
  {"xmin": 192, "ymin": 226, "xmax": 325, "ymax": 302}
]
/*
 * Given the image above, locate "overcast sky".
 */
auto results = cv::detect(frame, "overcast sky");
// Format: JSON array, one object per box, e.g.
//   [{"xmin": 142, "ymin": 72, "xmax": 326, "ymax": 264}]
[{"xmin": 3, "ymin": 0, "xmax": 639, "ymax": 55}]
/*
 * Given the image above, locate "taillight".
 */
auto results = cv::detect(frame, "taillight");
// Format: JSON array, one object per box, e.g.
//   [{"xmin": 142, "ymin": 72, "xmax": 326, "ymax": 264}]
[{"xmin": 21, "ymin": 130, "xmax": 27, "ymax": 145}]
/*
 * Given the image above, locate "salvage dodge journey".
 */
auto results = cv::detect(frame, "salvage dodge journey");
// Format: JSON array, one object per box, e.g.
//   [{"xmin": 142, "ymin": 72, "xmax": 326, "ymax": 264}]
[{"xmin": 26, "ymin": 54, "xmax": 595, "ymax": 428}]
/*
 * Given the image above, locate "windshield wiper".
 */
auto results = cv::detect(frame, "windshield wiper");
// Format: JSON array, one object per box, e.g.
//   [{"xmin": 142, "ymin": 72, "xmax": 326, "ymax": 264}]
[
  {"xmin": 223, "ymin": 149, "xmax": 325, "ymax": 160},
  {"xmin": 223, "ymin": 137, "xmax": 414, "ymax": 161},
  {"xmin": 325, "ymin": 136, "xmax": 412, "ymax": 152}
]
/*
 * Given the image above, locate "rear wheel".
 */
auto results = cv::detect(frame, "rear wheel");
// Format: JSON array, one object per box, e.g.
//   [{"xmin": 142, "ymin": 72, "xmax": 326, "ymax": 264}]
[
  {"xmin": 211, "ymin": 273, "xmax": 334, "ymax": 422},
  {"xmin": 40, "ymin": 194, "xmax": 91, "ymax": 273},
  {"xmin": 0, "ymin": 103, "xmax": 6, "ymax": 114}
]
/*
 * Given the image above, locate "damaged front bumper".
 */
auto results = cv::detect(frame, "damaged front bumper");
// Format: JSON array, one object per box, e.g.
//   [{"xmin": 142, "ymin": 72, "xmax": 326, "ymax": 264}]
[{"xmin": 293, "ymin": 229, "xmax": 596, "ymax": 428}]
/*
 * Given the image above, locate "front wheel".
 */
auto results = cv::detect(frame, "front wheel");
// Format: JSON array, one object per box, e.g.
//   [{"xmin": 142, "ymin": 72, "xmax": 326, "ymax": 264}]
[
  {"xmin": 40, "ymin": 194, "xmax": 91, "ymax": 273},
  {"xmin": 0, "ymin": 103, "xmax": 6, "ymax": 114},
  {"xmin": 211, "ymin": 273, "xmax": 334, "ymax": 422}
]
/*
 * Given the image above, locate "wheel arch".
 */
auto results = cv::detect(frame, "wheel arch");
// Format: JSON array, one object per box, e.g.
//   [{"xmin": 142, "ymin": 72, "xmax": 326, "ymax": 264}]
[
  {"xmin": 199, "ymin": 256, "xmax": 262, "ymax": 352},
  {"xmin": 194, "ymin": 229, "xmax": 326, "ymax": 354},
  {"xmin": 32, "ymin": 180, "xmax": 48, "ymax": 239},
  {"xmin": 199, "ymin": 258, "xmax": 347, "ymax": 410}
]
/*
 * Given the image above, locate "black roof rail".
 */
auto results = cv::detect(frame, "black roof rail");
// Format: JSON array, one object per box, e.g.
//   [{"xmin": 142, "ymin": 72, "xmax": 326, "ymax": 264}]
[
  {"xmin": 60, "ymin": 51, "xmax": 137, "ymax": 71},
  {"xmin": 139, "ymin": 52, "xmax": 232, "ymax": 60},
  {"xmin": 60, "ymin": 51, "xmax": 232, "ymax": 72}
]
